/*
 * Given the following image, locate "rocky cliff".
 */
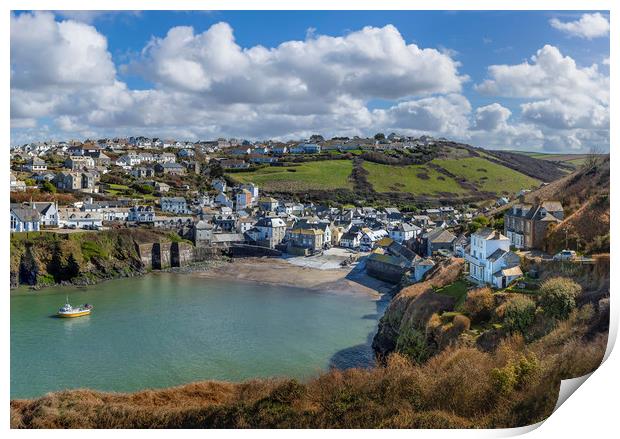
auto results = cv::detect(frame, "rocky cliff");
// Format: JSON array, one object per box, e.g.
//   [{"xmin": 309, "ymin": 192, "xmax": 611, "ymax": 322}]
[
  {"xmin": 10, "ymin": 229, "xmax": 193, "ymax": 289},
  {"xmin": 372, "ymin": 258, "xmax": 465, "ymax": 361}
]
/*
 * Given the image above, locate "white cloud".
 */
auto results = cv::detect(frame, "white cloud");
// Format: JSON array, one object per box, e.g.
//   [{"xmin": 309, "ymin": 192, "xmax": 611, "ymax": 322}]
[
  {"xmin": 374, "ymin": 94, "xmax": 471, "ymax": 137},
  {"xmin": 549, "ymin": 13, "xmax": 610, "ymax": 39},
  {"xmin": 473, "ymin": 103, "xmax": 511, "ymax": 131},
  {"xmin": 127, "ymin": 22, "xmax": 467, "ymax": 101},
  {"xmin": 475, "ymin": 45, "xmax": 609, "ymax": 149},
  {"xmin": 470, "ymin": 103, "xmax": 544, "ymax": 150},
  {"xmin": 9, "ymin": 14, "xmax": 609, "ymax": 153}
]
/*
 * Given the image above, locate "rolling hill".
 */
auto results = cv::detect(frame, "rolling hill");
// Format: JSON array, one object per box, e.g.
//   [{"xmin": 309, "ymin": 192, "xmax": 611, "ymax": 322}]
[{"xmin": 226, "ymin": 141, "xmax": 569, "ymax": 206}]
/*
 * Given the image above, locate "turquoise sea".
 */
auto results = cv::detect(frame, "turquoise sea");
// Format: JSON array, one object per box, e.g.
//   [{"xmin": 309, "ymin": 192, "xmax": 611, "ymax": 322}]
[{"xmin": 11, "ymin": 273, "xmax": 387, "ymax": 399}]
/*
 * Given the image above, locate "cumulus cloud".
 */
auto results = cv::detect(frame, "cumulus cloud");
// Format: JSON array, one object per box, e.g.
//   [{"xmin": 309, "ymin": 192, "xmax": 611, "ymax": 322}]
[
  {"xmin": 550, "ymin": 13, "xmax": 610, "ymax": 39},
  {"xmin": 475, "ymin": 45, "xmax": 609, "ymax": 150},
  {"xmin": 126, "ymin": 22, "xmax": 467, "ymax": 102},
  {"xmin": 10, "ymin": 13, "xmax": 609, "ymax": 153},
  {"xmin": 473, "ymin": 103, "xmax": 511, "ymax": 131},
  {"xmin": 374, "ymin": 94, "xmax": 471, "ymax": 137}
]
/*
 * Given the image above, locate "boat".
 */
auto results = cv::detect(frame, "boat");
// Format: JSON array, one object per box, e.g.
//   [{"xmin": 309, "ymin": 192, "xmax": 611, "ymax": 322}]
[{"xmin": 57, "ymin": 297, "xmax": 93, "ymax": 318}]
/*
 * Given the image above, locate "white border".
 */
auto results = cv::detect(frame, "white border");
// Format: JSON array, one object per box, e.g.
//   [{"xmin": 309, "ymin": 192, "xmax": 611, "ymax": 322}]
[{"xmin": 3, "ymin": 1, "xmax": 616, "ymax": 436}]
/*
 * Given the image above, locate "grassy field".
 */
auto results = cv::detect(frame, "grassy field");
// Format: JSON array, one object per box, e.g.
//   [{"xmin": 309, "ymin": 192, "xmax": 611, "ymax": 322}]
[
  {"xmin": 434, "ymin": 278, "xmax": 472, "ymax": 307},
  {"xmin": 512, "ymin": 152, "xmax": 593, "ymax": 167},
  {"xmin": 229, "ymin": 160, "xmax": 354, "ymax": 192},
  {"xmin": 363, "ymin": 162, "xmax": 467, "ymax": 196},
  {"xmin": 432, "ymin": 157, "xmax": 540, "ymax": 194}
]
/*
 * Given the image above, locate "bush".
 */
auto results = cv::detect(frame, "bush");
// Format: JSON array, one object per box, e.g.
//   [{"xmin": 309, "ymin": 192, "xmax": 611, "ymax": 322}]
[
  {"xmin": 41, "ymin": 181, "xmax": 57, "ymax": 193},
  {"xmin": 452, "ymin": 314, "xmax": 471, "ymax": 332},
  {"xmin": 395, "ymin": 327, "xmax": 430, "ymax": 364},
  {"xmin": 503, "ymin": 295, "xmax": 536, "ymax": 334},
  {"xmin": 491, "ymin": 354, "xmax": 539, "ymax": 395},
  {"xmin": 462, "ymin": 288, "xmax": 495, "ymax": 323},
  {"xmin": 539, "ymin": 277, "xmax": 582, "ymax": 320},
  {"xmin": 132, "ymin": 183, "xmax": 154, "ymax": 194}
]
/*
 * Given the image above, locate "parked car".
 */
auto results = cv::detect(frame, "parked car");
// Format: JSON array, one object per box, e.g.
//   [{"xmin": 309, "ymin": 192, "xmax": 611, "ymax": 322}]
[{"xmin": 553, "ymin": 249, "xmax": 577, "ymax": 261}]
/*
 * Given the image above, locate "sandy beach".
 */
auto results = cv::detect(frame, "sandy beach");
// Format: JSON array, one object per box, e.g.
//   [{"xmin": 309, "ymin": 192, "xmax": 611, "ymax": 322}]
[{"xmin": 193, "ymin": 256, "xmax": 393, "ymax": 297}]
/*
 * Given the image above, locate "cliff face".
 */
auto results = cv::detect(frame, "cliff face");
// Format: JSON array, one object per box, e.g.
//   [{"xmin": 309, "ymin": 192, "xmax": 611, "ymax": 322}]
[
  {"xmin": 9, "ymin": 229, "xmax": 186, "ymax": 289},
  {"xmin": 372, "ymin": 258, "xmax": 464, "ymax": 361}
]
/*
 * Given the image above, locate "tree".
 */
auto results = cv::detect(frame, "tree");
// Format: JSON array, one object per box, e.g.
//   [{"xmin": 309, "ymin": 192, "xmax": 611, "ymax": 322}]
[
  {"xmin": 584, "ymin": 144, "xmax": 605, "ymax": 170},
  {"xmin": 374, "ymin": 133, "xmax": 385, "ymax": 141},
  {"xmin": 539, "ymin": 277, "xmax": 582, "ymax": 320},
  {"xmin": 503, "ymin": 295, "xmax": 536, "ymax": 334},
  {"xmin": 41, "ymin": 181, "xmax": 56, "ymax": 193},
  {"xmin": 468, "ymin": 216, "xmax": 491, "ymax": 233},
  {"xmin": 209, "ymin": 161, "xmax": 224, "ymax": 179},
  {"xmin": 24, "ymin": 178, "xmax": 36, "ymax": 187}
]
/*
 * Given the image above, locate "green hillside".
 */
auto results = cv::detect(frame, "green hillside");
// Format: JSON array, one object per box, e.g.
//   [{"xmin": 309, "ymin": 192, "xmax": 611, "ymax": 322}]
[
  {"xmin": 432, "ymin": 157, "xmax": 540, "ymax": 194},
  {"xmin": 231, "ymin": 160, "xmax": 353, "ymax": 192},
  {"xmin": 363, "ymin": 162, "xmax": 467, "ymax": 196},
  {"xmin": 226, "ymin": 144, "xmax": 562, "ymax": 204}
]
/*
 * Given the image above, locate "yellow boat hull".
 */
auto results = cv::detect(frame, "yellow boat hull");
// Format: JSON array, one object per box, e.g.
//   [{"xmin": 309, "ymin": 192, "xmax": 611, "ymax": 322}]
[{"xmin": 57, "ymin": 310, "xmax": 91, "ymax": 318}]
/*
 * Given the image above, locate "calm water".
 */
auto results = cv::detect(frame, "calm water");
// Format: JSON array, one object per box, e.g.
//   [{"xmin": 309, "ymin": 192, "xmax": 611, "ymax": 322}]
[{"xmin": 11, "ymin": 273, "xmax": 387, "ymax": 399}]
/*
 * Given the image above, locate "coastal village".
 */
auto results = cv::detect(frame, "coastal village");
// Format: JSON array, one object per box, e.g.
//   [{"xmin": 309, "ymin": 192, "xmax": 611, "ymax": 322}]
[{"xmin": 10, "ymin": 134, "xmax": 577, "ymax": 292}]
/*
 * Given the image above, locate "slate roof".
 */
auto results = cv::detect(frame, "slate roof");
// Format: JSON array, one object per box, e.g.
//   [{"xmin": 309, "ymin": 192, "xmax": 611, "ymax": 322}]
[
  {"xmin": 11, "ymin": 206, "xmax": 41, "ymax": 222},
  {"xmin": 487, "ymin": 248, "xmax": 508, "ymax": 263},
  {"xmin": 426, "ymin": 227, "xmax": 456, "ymax": 244}
]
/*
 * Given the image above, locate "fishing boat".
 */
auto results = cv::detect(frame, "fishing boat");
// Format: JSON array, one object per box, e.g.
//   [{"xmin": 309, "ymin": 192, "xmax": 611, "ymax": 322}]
[{"xmin": 57, "ymin": 297, "xmax": 93, "ymax": 318}]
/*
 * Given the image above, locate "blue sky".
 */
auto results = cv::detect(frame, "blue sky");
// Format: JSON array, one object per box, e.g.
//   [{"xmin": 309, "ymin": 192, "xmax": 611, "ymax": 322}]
[{"xmin": 10, "ymin": 10, "xmax": 610, "ymax": 152}]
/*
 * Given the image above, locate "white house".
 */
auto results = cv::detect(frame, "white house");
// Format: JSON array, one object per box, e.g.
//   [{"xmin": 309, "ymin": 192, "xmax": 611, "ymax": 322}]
[
  {"xmin": 360, "ymin": 229, "xmax": 389, "ymax": 252},
  {"xmin": 10, "ymin": 205, "xmax": 41, "ymax": 232},
  {"xmin": 340, "ymin": 230, "xmax": 361, "ymax": 249},
  {"xmin": 160, "ymin": 197, "xmax": 189, "ymax": 214},
  {"xmin": 465, "ymin": 228, "xmax": 522, "ymax": 288},
  {"xmin": 60, "ymin": 210, "xmax": 103, "ymax": 229},
  {"xmin": 32, "ymin": 202, "xmax": 59, "ymax": 227},
  {"xmin": 25, "ymin": 158, "xmax": 47, "ymax": 172},
  {"xmin": 128, "ymin": 206, "xmax": 155, "ymax": 223},
  {"xmin": 116, "ymin": 154, "xmax": 141, "ymax": 169},
  {"xmin": 389, "ymin": 222, "xmax": 420, "ymax": 243}
]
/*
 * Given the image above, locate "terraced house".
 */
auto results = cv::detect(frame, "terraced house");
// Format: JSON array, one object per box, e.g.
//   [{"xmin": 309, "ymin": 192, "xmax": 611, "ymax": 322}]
[{"xmin": 504, "ymin": 201, "xmax": 563, "ymax": 250}]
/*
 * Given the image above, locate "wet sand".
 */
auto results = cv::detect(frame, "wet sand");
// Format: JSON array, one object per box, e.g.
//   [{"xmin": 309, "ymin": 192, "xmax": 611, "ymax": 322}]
[{"xmin": 192, "ymin": 257, "xmax": 393, "ymax": 297}]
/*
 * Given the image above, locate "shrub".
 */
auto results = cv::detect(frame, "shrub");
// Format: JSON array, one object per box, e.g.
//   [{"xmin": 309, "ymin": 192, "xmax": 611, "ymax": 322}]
[
  {"xmin": 41, "ymin": 181, "xmax": 57, "ymax": 193},
  {"xmin": 132, "ymin": 183, "xmax": 154, "ymax": 194},
  {"xmin": 462, "ymin": 288, "xmax": 495, "ymax": 323},
  {"xmin": 395, "ymin": 327, "xmax": 430, "ymax": 364},
  {"xmin": 539, "ymin": 277, "xmax": 582, "ymax": 320},
  {"xmin": 503, "ymin": 295, "xmax": 536, "ymax": 334},
  {"xmin": 491, "ymin": 354, "xmax": 539, "ymax": 395},
  {"xmin": 452, "ymin": 314, "xmax": 471, "ymax": 332}
]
